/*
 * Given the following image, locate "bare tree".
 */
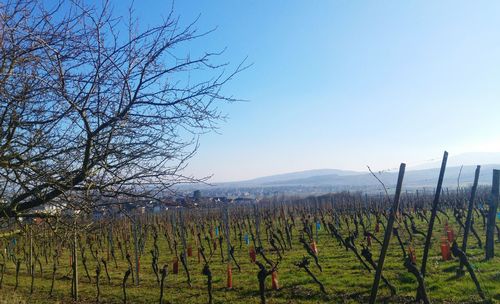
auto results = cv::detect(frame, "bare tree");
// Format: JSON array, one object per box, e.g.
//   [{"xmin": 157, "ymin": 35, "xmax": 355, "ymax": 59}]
[{"xmin": 0, "ymin": 0, "xmax": 246, "ymax": 218}]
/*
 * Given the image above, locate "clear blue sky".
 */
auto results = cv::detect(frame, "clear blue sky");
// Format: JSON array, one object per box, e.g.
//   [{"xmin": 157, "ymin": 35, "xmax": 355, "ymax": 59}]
[{"xmin": 110, "ymin": 1, "xmax": 500, "ymax": 182}]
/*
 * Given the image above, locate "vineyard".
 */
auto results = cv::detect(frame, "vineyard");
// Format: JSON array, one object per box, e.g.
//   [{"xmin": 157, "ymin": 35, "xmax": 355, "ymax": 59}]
[
  {"xmin": 1, "ymin": 0, "xmax": 499, "ymax": 303},
  {"xmin": 0, "ymin": 160, "xmax": 499, "ymax": 303}
]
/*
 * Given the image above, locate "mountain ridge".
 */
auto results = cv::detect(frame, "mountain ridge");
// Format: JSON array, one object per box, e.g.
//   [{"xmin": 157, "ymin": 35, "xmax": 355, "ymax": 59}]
[
  {"xmin": 180, "ymin": 164, "xmax": 500, "ymax": 193},
  {"xmin": 179, "ymin": 152, "xmax": 500, "ymax": 192}
]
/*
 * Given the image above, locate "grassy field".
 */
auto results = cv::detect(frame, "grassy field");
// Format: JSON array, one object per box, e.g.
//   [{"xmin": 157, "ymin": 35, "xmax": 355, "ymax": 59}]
[{"xmin": 0, "ymin": 213, "xmax": 498, "ymax": 304}]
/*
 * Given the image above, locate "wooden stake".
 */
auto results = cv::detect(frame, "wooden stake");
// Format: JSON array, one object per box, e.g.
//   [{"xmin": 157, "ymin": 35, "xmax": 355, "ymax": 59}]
[
  {"xmin": 73, "ymin": 224, "xmax": 79, "ymax": 301},
  {"xmin": 460, "ymin": 165, "xmax": 480, "ymax": 271},
  {"xmin": 29, "ymin": 225, "xmax": 33, "ymax": 276},
  {"xmin": 133, "ymin": 219, "xmax": 140, "ymax": 285},
  {"xmin": 420, "ymin": 151, "xmax": 448, "ymax": 277},
  {"xmin": 486, "ymin": 169, "xmax": 500, "ymax": 260},
  {"xmin": 369, "ymin": 163, "xmax": 406, "ymax": 304}
]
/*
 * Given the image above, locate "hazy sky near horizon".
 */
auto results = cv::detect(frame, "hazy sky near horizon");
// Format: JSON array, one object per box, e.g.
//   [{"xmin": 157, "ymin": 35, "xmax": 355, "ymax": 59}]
[{"xmin": 107, "ymin": 1, "xmax": 500, "ymax": 182}]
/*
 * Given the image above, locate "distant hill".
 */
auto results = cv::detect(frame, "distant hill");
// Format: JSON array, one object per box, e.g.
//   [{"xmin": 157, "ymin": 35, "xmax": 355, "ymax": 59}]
[
  {"xmin": 179, "ymin": 164, "xmax": 500, "ymax": 194},
  {"xmin": 260, "ymin": 164, "xmax": 499, "ymax": 189},
  {"xmin": 177, "ymin": 152, "xmax": 500, "ymax": 195},
  {"xmin": 410, "ymin": 152, "xmax": 500, "ymax": 170},
  {"xmin": 240, "ymin": 168, "xmax": 360, "ymax": 185}
]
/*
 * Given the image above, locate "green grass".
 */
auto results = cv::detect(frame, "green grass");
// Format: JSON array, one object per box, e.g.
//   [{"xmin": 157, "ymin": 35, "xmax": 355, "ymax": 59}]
[{"xmin": 0, "ymin": 214, "xmax": 498, "ymax": 303}]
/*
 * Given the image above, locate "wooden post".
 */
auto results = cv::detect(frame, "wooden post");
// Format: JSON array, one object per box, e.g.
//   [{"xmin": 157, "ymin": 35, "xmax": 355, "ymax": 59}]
[
  {"xmin": 133, "ymin": 218, "xmax": 140, "ymax": 285},
  {"xmin": 314, "ymin": 198, "xmax": 319, "ymax": 243},
  {"xmin": 369, "ymin": 163, "xmax": 406, "ymax": 304},
  {"xmin": 253, "ymin": 204, "xmax": 262, "ymax": 248},
  {"xmin": 420, "ymin": 151, "xmax": 448, "ymax": 277},
  {"xmin": 29, "ymin": 225, "xmax": 33, "ymax": 276},
  {"xmin": 485, "ymin": 169, "xmax": 500, "ymax": 260},
  {"xmin": 223, "ymin": 202, "xmax": 231, "ymax": 263},
  {"xmin": 223, "ymin": 202, "xmax": 233, "ymax": 288},
  {"xmin": 180, "ymin": 210, "xmax": 188, "ymax": 268},
  {"xmin": 460, "ymin": 165, "xmax": 480, "ymax": 270},
  {"xmin": 179, "ymin": 209, "xmax": 192, "ymax": 286},
  {"xmin": 73, "ymin": 224, "xmax": 79, "ymax": 301}
]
